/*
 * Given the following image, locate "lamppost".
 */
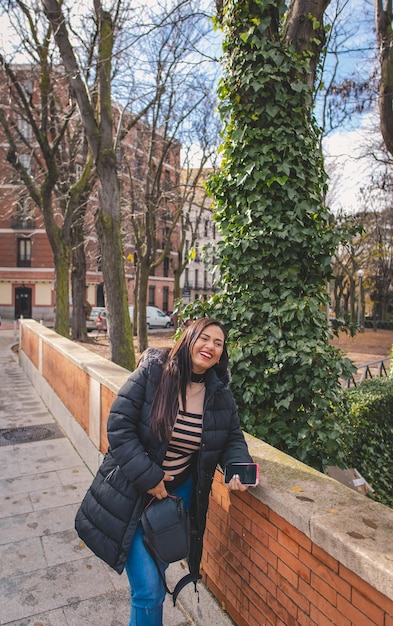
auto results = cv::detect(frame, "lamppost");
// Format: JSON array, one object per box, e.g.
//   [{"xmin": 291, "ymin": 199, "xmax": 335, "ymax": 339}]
[{"xmin": 357, "ymin": 269, "xmax": 364, "ymax": 330}]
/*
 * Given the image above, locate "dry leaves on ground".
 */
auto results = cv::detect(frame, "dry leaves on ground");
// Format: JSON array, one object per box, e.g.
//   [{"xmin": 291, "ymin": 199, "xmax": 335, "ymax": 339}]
[{"xmin": 80, "ymin": 328, "xmax": 393, "ymax": 367}]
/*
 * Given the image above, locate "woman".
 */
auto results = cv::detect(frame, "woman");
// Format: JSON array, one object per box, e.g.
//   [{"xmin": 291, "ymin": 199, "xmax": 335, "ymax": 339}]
[{"xmin": 75, "ymin": 317, "xmax": 255, "ymax": 626}]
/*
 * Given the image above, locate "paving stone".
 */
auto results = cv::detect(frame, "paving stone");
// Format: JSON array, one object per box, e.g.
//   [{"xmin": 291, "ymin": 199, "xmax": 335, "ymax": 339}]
[
  {"xmin": 0, "ymin": 557, "xmax": 115, "ymax": 623},
  {"xmin": 0, "ymin": 505, "xmax": 76, "ymax": 545},
  {"xmin": 0, "ymin": 536, "xmax": 46, "ymax": 577},
  {"xmin": 0, "ymin": 470, "xmax": 64, "ymax": 498},
  {"xmin": 1, "ymin": 607, "xmax": 68, "ymax": 625}
]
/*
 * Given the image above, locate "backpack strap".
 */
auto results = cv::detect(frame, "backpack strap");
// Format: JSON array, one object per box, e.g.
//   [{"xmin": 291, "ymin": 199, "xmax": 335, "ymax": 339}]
[
  {"xmin": 171, "ymin": 572, "xmax": 202, "ymax": 606},
  {"xmin": 143, "ymin": 538, "xmax": 202, "ymax": 606}
]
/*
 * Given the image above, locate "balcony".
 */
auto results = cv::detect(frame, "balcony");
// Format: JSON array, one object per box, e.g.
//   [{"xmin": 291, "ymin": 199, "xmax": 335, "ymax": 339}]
[{"xmin": 11, "ymin": 215, "xmax": 35, "ymax": 230}]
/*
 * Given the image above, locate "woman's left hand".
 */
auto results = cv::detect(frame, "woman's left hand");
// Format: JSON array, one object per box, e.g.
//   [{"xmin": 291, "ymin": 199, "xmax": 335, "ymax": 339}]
[{"xmin": 227, "ymin": 474, "xmax": 249, "ymax": 492}]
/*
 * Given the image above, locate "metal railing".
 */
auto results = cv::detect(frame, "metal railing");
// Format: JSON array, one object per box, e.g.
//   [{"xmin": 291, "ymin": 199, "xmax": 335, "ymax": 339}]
[{"xmin": 343, "ymin": 357, "xmax": 391, "ymax": 388}]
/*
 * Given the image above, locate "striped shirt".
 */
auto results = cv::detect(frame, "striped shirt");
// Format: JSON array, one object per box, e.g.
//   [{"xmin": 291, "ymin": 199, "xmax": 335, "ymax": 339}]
[{"xmin": 162, "ymin": 381, "xmax": 205, "ymax": 478}]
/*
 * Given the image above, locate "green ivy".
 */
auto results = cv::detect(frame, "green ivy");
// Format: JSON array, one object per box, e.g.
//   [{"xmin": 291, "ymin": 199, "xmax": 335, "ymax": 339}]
[
  {"xmin": 183, "ymin": 0, "xmax": 355, "ymax": 472},
  {"xmin": 338, "ymin": 378, "xmax": 393, "ymax": 508}
]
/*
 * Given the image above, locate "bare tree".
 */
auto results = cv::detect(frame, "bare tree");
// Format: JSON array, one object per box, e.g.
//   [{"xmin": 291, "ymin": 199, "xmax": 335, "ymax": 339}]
[
  {"xmin": 42, "ymin": 0, "xmax": 137, "ymax": 368},
  {"xmin": 119, "ymin": 0, "xmax": 221, "ymax": 351},
  {"xmin": 0, "ymin": 1, "xmax": 94, "ymax": 338}
]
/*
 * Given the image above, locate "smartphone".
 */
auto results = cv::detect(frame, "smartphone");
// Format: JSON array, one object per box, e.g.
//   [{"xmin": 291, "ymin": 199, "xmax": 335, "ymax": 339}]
[{"xmin": 224, "ymin": 462, "xmax": 260, "ymax": 487}]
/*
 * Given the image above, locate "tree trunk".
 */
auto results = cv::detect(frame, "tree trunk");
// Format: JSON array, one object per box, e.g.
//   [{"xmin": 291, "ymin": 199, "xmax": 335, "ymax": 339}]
[
  {"xmin": 374, "ymin": 0, "xmax": 393, "ymax": 156},
  {"xmin": 70, "ymin": 220, "xmax": 88, "ymax": 341},
  {"xmin": 52, "ymin": 244, "xmax": 71, "ymax": 337},
  {"xmin": 284, "ymin": 0, "xmax": 331, "ymax": 89},
  {"xmin": 137, "ymin": 261, "xmax": 150, "ymax": 353}
]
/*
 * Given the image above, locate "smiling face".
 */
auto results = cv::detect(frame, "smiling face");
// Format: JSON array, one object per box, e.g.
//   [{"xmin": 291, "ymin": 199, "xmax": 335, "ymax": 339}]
[{"xmin": 191, "ymin": 324, "xmax": 225, "ymax": 374}]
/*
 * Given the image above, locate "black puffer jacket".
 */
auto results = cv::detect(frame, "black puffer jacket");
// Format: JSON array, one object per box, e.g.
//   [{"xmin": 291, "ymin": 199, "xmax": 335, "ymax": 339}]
[{"xmin": 75, "ymin": 348, "xmax": 252, "ymax": 576}]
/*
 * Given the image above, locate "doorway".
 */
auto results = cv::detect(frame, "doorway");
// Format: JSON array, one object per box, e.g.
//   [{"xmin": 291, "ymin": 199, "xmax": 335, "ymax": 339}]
[{"xmin": 15, "ymin": 285, "xmax": 32, "ymax": 319}]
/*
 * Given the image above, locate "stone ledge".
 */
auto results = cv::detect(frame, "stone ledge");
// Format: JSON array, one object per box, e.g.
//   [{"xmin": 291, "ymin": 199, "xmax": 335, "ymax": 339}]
[{"xmin": 21, "ymin": 319, "xmax": 130, "ymax": 393}]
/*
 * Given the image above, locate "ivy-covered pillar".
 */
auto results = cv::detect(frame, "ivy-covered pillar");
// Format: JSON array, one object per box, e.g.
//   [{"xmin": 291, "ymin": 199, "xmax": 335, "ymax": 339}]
[{"xmin": 203, "ymin": 0, "xmax": 353, "ymax": 469}]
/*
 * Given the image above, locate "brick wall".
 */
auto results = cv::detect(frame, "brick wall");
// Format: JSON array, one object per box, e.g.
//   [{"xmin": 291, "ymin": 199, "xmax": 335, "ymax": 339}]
[
  {"xmin": 19, "ymin": 320, "xmax": 393, "ymax": 626},
  {"xmin": 203, "ymin": 474, "xmax": 393, "ymax": 625}
]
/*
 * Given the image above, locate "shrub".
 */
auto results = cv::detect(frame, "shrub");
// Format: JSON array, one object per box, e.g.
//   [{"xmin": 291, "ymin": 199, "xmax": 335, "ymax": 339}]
[{"xmin": 339, "ymin": 377, "xmax": 393, "ymax": 508}]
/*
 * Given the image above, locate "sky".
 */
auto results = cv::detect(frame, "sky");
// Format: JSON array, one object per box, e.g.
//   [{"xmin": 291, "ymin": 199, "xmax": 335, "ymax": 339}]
[
  {"xmin": 321, "ymin": 0, "xmax": 379, "ymax": 214},
  {"xmin": 323, "ymin": 112, "xmax": 381, "ymax": 214}
]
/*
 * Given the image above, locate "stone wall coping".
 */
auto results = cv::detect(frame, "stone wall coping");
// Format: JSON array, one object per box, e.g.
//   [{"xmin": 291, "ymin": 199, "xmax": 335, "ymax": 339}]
[
  {"xmin": 21, "ymin": 319, "xmax": 393, "ymax": 602},
  {"xmin": 22, "ymin": 320, "xmax": 130, "ymax": 392}
]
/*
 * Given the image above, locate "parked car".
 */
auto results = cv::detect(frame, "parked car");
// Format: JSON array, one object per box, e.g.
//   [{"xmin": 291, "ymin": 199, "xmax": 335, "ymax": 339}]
[
  {"xmin": 165, "ymin": 311, "xmax": 175, "ymax": 326},
  {"xmin": 86, "ymin": 307, "xmax": 107, "ymax": 332},
  {"xmin": 128, "ymin": 305, "xmax": 171, "ymax": 329}
]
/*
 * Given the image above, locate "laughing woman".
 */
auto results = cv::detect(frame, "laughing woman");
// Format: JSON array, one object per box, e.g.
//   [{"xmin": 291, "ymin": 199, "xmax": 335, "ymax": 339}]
[{"xmin": 75, "ymin": 317, "xmax": 255, "ymax": 626}]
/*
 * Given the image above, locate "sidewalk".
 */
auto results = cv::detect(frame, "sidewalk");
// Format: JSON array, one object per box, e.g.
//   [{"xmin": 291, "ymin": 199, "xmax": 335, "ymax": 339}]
[{"xmin": 0, "ymin": 329, "xmax": 234, "ymax": 626}]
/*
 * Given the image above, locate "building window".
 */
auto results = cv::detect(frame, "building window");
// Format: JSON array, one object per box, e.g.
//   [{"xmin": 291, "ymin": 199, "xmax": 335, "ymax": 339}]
[
  {"xmin": 164, "ymin": 256, "xmax": 169, "ymax": 277},
  {"xmin": 212, "ymin": 223, "xmax": 216, "ymax": 240},
  {"xmin": 17, "ymin": 238, "xmax": 31, "ymax": 267},
  {"xmin": 18, "ymin": 117, "xmax": 32, "ymax": 141},
  {"xmin": 195, "ymin": 242, "xmax": 200, "ymax": 262},
  {"xmin": 19, "ymin": 154, "xmax": 32, "ymax": 176},
  {"xmin": 22, "ymin": 79, "xmax": 33, "ymax": 97},
  {"xmin": 163, "ymin": 170, "xmax": 171, "ymax": 191},
  {"xmin": 134, "ymin": 156, "xmax": 144, "ymax": 179},
  {"xmin": 163, "ymin": 286, "xmax": 169, "ymax": 312},
  {"xmin": 162, "ymin": 226, "xmax": 170, "ymax": 249},
  {"xmin": 11, "ymin": 197, "xmax": 35, "ymax": 229},
  {"xmin": 204, "ymin": 220, "xmax": 209, "ymax": 237},
  {"xmin": 148, "ymin": 285, "xmax": 155, "ymax": 306},
  {"xmin": 194, "ymin": 268, "xmax": 199, "ymax": 289}
]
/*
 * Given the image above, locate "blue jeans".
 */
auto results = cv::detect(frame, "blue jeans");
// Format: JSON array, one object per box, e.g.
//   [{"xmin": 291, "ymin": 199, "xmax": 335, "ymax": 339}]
[{"xmin": 125, "ymin": 476, "xmax": 193, "ymax": 626}]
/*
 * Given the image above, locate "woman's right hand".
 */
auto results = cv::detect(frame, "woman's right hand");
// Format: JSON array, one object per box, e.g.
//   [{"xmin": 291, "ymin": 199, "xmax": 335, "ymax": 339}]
[{"xmin": 147, "ymin": 473, "xmax": 174, "ymax": 499}]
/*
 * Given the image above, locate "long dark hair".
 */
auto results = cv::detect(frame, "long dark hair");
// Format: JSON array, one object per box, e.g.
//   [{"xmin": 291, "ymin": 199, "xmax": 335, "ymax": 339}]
[{"xmin": 150, "ymin": 318, "xmax": 228, "ymax": 440}]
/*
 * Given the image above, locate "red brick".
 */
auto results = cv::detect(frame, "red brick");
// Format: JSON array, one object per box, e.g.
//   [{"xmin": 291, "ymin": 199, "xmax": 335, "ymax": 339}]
[
  {"xmin": 269, "ymin": 507, "xmax": 311, "ymax": 552},
  {"xmin": 277, "ymin": 557, "xmax": 299, "ymax": 588},
  {"xmin": 312, "ymin": 542, "xmax": 339, "ymax": 573},
  {"xmin": 385, "ymin": 614, "xmax": 393, "ymax": 626},
  {"xmin": 310, "ymin": 604, "xmax": 350, "ymax": 626},
  {"xmin": 249, "ymin": 596, "xmax": 275, "ymax": 626},
  {"xmin": 297, "ymin": 608, "xmax": 317, "ymax": 626},
  {"xmin": 269, "ymin": 539, "xmax": 311, "ymax": 583},
  {"xmin": 277, "ymin": 585, "xmax": 299, "ymax": 619},
  {"xmin": 255, "ymin": 515, "xmax": 279, "ymax": 541},
  {"xmin": 248, "ymin": 563, "xmax": 276, "ymax": 597},
  {"xmin": 337, "ymin": 593, "xmax": 384, "ymax": 626},
  {"xmin": 250, "ymin": 538, "xmax": 277, "ymax": 570},
  {"xmin": 278, "ymin": 517, "xmax": 312, "ymax": 552},
  {"xmin": 340, "ymin": 564, "xmax": 393, "ymax": 615},
  {"xmin": 311, "ymin": 571, "xmax": 337, "ymax": 606},
  {"xmin": 352, "ymin": 587, "xmax": 386, "ymax": 624},
  {"xmin": 266, "ymin": 591, "xmax": 298, "ymax": 626},
  {"xmin": 248, "ymin": 549, "xmax": 269, "ymax": 577},
  {"xmin": 277, "ymin": 527, "xmax": 300, "ymax": 557},
  {"xmin": 299, "ymin": 546, "xmax": 342, "ymax": 589},
  {"xmin": 298, "ymin": 578, "xmax": 349, "ymax": 626},
  {"xmin": 277, "ymin": 571, "xmax": 310, "ymax": 615},
  {"xmin": 248, "ymin": 519, "xmax": 270, "ymax": 546}
]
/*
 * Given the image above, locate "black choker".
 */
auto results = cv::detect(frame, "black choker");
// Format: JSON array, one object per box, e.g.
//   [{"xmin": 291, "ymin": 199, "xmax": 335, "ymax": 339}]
[{"xmin": 191, "ymin": 372, "xmax": 205, "ymax": 383}]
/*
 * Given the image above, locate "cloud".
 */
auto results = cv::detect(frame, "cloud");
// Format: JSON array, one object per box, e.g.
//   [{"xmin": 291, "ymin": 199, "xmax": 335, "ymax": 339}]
[{"xmin": 323, "ymin": 111, "xmax": 382, "ymax": 214}]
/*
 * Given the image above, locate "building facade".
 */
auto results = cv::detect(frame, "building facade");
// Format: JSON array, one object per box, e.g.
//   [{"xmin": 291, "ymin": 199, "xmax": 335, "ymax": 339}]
[
  {"xmin": 0, "ymin": 65, "xmax": 181, "ymax": 321},
  {"xmin": 180, "ymin": 170, "xmax": 220, "ymax": 304}
]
